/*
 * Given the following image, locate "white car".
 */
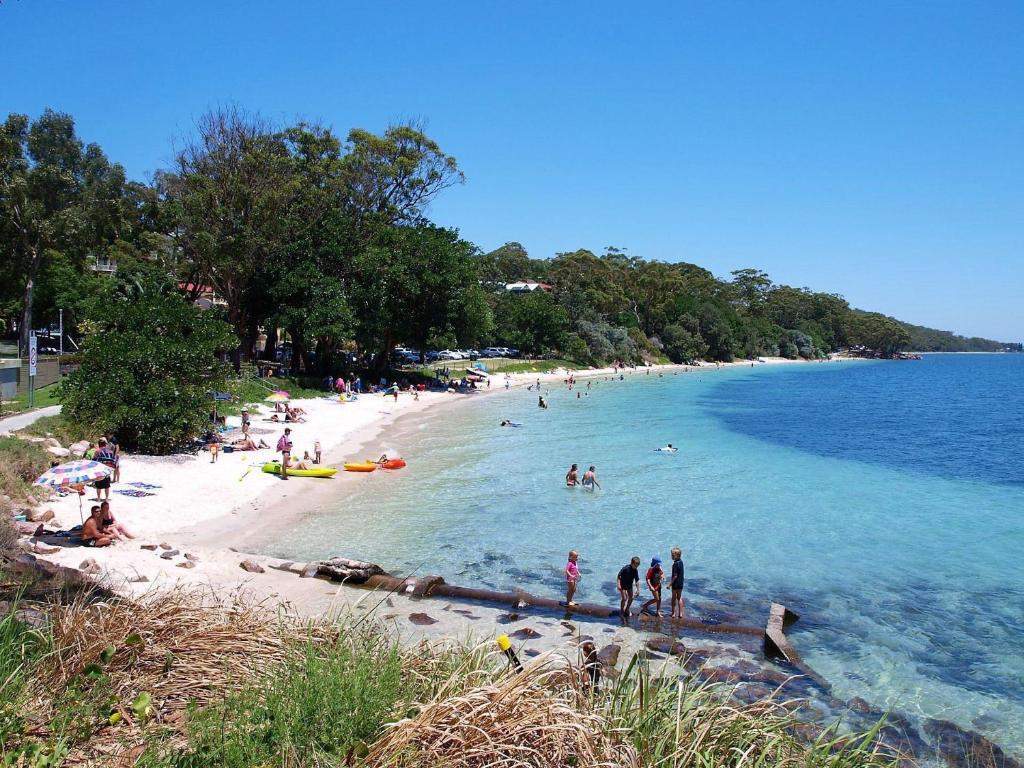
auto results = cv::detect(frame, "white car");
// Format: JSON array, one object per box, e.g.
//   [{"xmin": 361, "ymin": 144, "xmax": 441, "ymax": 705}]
[{"xmin": 437, "ymin": 350, "xmax": 462, "ymax": 360}]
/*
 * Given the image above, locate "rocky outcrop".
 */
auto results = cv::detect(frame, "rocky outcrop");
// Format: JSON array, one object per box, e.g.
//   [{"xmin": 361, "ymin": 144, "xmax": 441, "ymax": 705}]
[{"xmin": 239, "ymin": 559, "xmax": 265, "ymax": 573}]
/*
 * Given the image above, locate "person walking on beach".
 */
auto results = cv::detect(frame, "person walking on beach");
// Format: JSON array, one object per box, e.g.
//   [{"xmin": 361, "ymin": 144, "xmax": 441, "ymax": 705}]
[
  {"xmin": 641, "ymin": 557, "xmax": 664, "ymax": 617},
  {"xmin": 565, "ymin": 550, "xmax": 580, "ymax": 606},
  {"xmin": 670, "ymin": 547, "xmax": 685, "ymax": 618},
  {"xmin": 582, "ymin": 466, "xmax": 600, "ymax": 490},
  {"xmin": 617, "ymin": 556, "xmax": 641, "ymax": 617},
  {"xmin": 277, "ymin": 428, "xmax": 293, "ymax": 481},
  {"xmin": 565, "ymin": 464, "xmax": 579, "ymax": 487}
]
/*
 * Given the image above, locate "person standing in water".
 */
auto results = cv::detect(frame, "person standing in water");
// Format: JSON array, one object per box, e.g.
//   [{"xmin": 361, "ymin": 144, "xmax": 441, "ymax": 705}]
[
  {"xmin": 670, "ymin": 547, "xmax": 685, "ymax": 618},
  {"xmin": 565, "ymin": 550, "xmax": 580, "ymax": 606},
  {"xmin": 565, "ymin": 464, "xmax": 579, "ymax": 487},
  {"xmin": 582, "ymin": 466, "xmax": 600, "ymax": 490}
]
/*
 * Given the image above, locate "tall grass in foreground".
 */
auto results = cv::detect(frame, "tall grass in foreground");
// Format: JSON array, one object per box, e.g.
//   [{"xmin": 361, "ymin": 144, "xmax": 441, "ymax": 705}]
[{"xmin": 0, "ymin": 588, "xmax": 904, "ymax": 768}]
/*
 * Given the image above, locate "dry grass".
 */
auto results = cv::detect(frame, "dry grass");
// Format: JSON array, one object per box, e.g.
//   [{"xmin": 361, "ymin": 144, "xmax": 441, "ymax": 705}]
[
  {"xmin": 2, "ymin": 588, "xmax": 904, "ymax": 768},
  {"xmin": 368, "ymin": 653, "xmax": 635, "ymax": 768},
  {"xmin": 40, "ymin": 589, "xmax": 330, "ymax": 714}
]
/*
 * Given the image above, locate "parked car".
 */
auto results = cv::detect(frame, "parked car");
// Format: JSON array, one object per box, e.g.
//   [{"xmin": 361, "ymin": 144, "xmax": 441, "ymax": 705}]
[{"xmin": 437, "ymin": 350, "xmax": 462, "ymax": 360}]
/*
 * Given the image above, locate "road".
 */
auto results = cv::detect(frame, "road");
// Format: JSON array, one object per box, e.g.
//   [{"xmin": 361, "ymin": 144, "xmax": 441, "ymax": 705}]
[{"xmin": 0, "ymin": 404, "xmax": 62, "ymax": 434}]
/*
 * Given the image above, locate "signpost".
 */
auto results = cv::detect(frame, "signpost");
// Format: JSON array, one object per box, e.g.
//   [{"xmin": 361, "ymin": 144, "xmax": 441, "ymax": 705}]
[{"xmin": 28, "ymin": 333, "xmax": 37, "ymax": 408}]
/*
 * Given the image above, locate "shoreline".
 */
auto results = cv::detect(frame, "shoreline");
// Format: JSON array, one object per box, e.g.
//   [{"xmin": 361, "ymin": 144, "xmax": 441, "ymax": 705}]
[{"xmin": 29, "ymin": 355, "xmax": 856, "ymax": 599}]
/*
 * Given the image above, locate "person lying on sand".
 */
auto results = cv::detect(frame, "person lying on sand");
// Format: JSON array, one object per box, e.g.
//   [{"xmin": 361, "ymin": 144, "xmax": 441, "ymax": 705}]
[
  {"xmin": 82, "ymin": 507, "xmax": 113, "ymax": 548},
  {"xmin": 286, "ymin": 455, "xmax": 313, "ymax": 470},
  {"xmin": 232, "ymin": 437, "xmax": 270, "ymax": 450}
]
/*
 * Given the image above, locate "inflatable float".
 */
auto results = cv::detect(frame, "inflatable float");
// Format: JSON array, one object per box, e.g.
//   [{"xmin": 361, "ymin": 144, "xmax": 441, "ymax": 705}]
[
  {"xmin": 368, "ymin": 457, "xmax": 406, "ymax": 470},
  {"xmin": 261, "ymin": 462, "xmax": 337, "ymax": 478},
  {"xmin": 344, "ymin": 461, "xmax": 377, "ymax": 472},
  {"xmin": 654, "ymin": 446, "xmax": 678, "ymax": 453}
]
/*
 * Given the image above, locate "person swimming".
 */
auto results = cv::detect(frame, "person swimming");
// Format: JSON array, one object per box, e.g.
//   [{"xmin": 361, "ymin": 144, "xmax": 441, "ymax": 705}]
[
  {"xmin": 656, "ymin": 444, "xmax": 678, "ymax": 453},
  {"xmin": 581, "ymin": 465, "xmax": 600, "ymax": 490}
]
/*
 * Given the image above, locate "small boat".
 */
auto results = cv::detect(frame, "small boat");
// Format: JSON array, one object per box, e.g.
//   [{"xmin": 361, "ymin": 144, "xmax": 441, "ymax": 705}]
[
  {"xmin": 368, "ymin": 457, "xmax": 406, "ymax": 470},
  {"xmin": 261, "ymin": 462, "xmax": 337, "ymax": 478},
  {"xmin": 344, "ymin": 461, "xmax": 377, "ymax": 473}
]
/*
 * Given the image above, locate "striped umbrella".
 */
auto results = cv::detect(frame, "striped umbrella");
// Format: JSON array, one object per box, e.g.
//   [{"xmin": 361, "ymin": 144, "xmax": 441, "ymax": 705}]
[{"xmin": 34, "ymin": 460, "xmax": 112, "ymax": 523}]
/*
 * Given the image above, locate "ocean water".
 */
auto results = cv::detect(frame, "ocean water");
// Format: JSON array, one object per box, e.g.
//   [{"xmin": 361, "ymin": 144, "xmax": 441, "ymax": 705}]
[{"xmin": 264, "ymin": 354, "xmax": 1024, "ymax": 755}]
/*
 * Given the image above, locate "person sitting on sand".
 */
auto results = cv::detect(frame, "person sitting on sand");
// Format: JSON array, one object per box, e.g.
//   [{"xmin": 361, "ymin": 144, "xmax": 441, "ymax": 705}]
[
  {"xmin": 99, "ymin": 501, "xmax": 135, "ymax": 540},
  {"xmin": 82, "ymin": 506, "xmax": 113, "ymax": 548},
  {"xmin": 284, "ymin": 407, "xmax": 306, "ymax": 423}
]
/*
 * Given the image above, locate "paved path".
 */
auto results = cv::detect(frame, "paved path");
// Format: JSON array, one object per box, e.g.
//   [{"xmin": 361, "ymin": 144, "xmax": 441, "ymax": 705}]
[{"xmin": 0, "ymin": 404, "xmax": 62, "ymax": 434}]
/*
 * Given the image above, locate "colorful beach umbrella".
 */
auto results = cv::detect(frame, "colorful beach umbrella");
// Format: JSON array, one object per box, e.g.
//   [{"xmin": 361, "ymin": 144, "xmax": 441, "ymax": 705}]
[
  {"xmin": 265, "ymin": 390, "xmax": 291, "ymax": 402},
  {"xmin": 34, "ymin": 460, "xmax": 112, "ymax": 523}
]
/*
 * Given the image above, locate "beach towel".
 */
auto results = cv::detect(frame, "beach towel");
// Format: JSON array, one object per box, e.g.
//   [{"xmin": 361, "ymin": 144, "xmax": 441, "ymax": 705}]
[
  {"xmin": 115, "ymin": 489, "xmax": 156, "ymax": 498},
  {"xmin": 128, "ymin": 482, "xmax": 162, "ymax": 490}
]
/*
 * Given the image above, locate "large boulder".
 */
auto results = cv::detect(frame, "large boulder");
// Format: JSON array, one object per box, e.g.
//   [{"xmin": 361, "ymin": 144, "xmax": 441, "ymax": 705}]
[
  {"xmin": 42, "ymin": 438, "xmax": 61, "ymax": 449},
  {"xmin": 315, "ymin": 557, "xmax": 385, "ymax": 584},
  {"xmin": 69, "ymin": 440, "xmax": 91, "ymax": 457},
  {"xmin": 46, "ymin": 446, "xmax": 70, "ymax": 458}
]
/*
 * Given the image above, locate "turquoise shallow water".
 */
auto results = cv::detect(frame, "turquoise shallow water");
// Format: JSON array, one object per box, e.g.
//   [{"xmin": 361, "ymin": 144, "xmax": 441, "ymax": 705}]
[{"xmin": 264, "ymin": 355, "xmax": 1024, "ymax": 756}]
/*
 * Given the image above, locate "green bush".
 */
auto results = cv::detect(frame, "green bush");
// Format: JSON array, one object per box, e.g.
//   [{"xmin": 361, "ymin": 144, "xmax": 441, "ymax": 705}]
[
  {"xmin": 165, "ymin": 634, "xmax": 403, "ymax": 767},
  {"xmin": 60, "ymin": 292, "xmax": 235, "ymax": 455}
]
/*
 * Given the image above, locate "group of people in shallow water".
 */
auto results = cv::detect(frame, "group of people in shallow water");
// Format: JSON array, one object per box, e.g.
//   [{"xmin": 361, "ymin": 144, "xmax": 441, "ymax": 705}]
[
  {"xmin": 565, "ymin": 463, "xmax": 600, "ymax": 490},
  {"xmin": 565, "ymin": 548, "xmax": 686, "ymax": 618}
]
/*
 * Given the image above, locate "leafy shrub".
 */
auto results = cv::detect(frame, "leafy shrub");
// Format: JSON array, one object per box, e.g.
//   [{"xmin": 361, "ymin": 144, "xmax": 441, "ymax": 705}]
[
  {"xmin": 60, "ymin": 292, "xmax": 235, "ymax": 454},
  {"xmin": 167, "ymin": 635, "xmax": 403, "ymax": 767}
]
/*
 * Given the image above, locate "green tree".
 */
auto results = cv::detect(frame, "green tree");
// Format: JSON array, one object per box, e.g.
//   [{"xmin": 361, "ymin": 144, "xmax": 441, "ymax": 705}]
[
  {"xmin": 164, "ymin": 107, "xmax": 292, "ymax": 364},
  {"xmin": 492, "ymin": 291, "xmax": 569, "ymax": 356},
  {"xmin": 660, "ymin": 323, "xmax": 708, "ymax": 363},
  {"xmin": 0, "ymin": 110, "xmax": 131, "ymax": 353},
  {"xmin": 352, "ymin": 225, "xmax": 489, "ymax": 367},
  {"xmin": 61, "ymin": 290, "xmax": 234, "ymax": 454}
]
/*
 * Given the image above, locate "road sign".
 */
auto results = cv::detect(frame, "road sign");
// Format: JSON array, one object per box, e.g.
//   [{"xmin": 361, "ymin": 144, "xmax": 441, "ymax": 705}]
[{"xmin": 29, "ymin": 334, "xmax": 38, "ymax": 376}]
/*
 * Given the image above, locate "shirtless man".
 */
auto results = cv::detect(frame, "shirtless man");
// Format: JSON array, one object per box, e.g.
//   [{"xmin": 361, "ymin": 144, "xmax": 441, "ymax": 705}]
[
  {"xmin": 565, "ymin": 464, "xmax": 580, "ymax": 487},
  {"xmin": 82, "ymin": 507, "xmax": 113, "ymax": 548}
]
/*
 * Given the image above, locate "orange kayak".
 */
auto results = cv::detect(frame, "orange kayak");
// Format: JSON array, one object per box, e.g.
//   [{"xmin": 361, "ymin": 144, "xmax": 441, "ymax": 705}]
[{"xmin": 368, "ymin": 458, "xmax": 407, "ymax": 470}]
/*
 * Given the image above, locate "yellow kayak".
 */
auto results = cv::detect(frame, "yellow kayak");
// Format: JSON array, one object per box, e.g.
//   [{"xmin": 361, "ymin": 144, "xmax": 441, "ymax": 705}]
[
  {"xmin": 261, "ymin": 462, "xmax": 337, "ymax": 478},
  {"xmin": 344, "ymin": 461, "xmax": 377, "ymax": 473}
]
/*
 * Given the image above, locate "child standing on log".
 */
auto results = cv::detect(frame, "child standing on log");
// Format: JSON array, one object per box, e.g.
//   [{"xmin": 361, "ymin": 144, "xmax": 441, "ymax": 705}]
[{"xmin": 565, "ymin": 550, "xmax": 580, "ymax": 606}]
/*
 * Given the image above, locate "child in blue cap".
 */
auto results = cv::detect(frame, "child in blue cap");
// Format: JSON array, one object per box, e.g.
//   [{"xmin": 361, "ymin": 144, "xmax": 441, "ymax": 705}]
[{"xmin": 641, "ymin": 556, "xmax": 664, "ymax": 617}]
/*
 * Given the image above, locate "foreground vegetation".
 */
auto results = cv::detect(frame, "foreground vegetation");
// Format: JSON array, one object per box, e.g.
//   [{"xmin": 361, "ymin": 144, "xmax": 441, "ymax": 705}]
[{"xmin": 0, "ymin": 581, "xmax": 901, "ymax": 768}]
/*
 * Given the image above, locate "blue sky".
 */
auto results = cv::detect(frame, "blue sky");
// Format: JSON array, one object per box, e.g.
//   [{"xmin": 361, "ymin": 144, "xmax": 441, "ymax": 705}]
[{"xmin": 2, "ymin": 1, "xmax": 1021, "ymax": 339}]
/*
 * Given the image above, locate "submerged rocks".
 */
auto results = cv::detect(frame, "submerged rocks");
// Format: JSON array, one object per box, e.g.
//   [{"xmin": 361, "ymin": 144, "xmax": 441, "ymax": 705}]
[
  {"xmin": 923, "ymin": 719, "xmax": 1022, "ymax": 768},
  {"xmin": 315, "ymin": 557, "xmax": 384, "ymax": 584},
  {"xmin": 408, "ymin": 613, "xmax": 438, "ymax": 626}
]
